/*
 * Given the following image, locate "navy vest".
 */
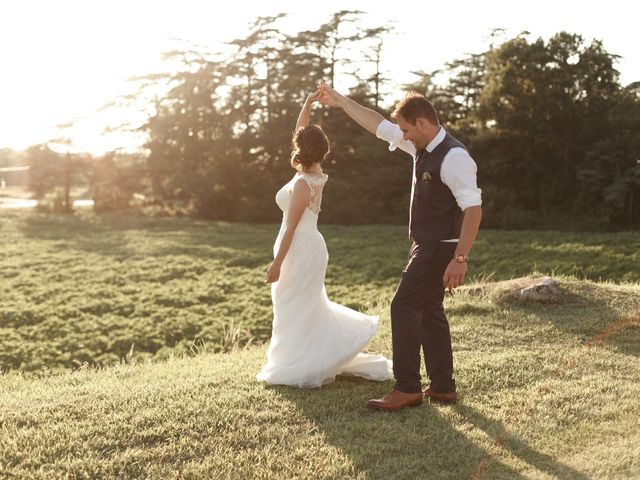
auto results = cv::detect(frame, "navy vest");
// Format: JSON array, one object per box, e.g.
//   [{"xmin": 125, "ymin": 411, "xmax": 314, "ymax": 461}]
[{"xmin": 409, "ymin": 132, "xmax": 467, "ymax": 243}]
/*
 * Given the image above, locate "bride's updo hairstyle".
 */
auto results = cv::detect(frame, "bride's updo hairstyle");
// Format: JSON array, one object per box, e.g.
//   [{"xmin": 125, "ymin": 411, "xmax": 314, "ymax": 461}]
[{"xmin": 290, "ymin": 125, "xmax": 331, "ymax": 170}]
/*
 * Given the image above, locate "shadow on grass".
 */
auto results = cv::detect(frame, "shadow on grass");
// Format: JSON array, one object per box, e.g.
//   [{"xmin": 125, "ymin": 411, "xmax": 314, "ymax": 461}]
[
  {"xmin": 454, "ymin": 404, "xmax": 590, "ymax": 480},
  {"xmin": 269, "ymin": 377, "xmax": 526, "ymax": 480},
  {"xmin": 18, "ymin": 212, "xmax": 275, "ymax": 262},
  {"xmin": 492, "ymin": 280, "xmax": 640, "ymax": 358},
  {"xmin": 269, "ymin": 378, "xmax": 592, "ymax": 479}
]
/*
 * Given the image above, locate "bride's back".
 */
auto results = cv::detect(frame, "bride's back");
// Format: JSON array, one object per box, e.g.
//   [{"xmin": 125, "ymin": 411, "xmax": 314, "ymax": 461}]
[{"xmin": 276, "ymin": 171, "xmax": 329, "ymax": 230}]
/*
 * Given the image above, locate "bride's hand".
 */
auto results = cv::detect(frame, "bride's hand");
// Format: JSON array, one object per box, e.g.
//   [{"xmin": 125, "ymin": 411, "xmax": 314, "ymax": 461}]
[
  {"xmin": 306, "ymin": 89, "xmax": 321, "ymax": 104},
  {"xmin": 318, "ymin": 80, "xmax": 337, "ymax": 107},
  {"xmin": 265, "ymin": 263, "xmax": 281, "ymax": 283}
]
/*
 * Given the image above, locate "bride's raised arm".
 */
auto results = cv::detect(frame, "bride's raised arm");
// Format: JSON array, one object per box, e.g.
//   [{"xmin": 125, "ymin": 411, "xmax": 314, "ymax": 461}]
[{"xmin": 294, "ymin": 89, "xmax": 321, "ymax": 131}]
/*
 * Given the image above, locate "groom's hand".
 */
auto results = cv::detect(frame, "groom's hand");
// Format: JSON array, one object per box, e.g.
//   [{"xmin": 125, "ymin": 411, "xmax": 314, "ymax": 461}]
[
  {"xmin": 443, "ymin": 260, "xmax": 466, "ymax": 291},
  {"xmin": 318, "ymin": 80, "xmax": 339, "ymax": 107}
]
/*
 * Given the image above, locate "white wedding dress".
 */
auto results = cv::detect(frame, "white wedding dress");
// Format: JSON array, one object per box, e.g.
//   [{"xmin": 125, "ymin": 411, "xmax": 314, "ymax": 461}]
[{"xmin": 256, "ymin": 171, "xmax": 393, "ymax": 388}]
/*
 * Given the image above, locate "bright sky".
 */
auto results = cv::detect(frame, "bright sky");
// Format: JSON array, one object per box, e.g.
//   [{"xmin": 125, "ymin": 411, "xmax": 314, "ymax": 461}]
[{"xmin": 1, "ymin": 0, "xmax": 637, "ymax": 155}]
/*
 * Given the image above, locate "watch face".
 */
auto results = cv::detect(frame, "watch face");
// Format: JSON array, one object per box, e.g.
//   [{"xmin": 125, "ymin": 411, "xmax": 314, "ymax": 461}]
[{"xmin": 456, "ymin": 255, "xmax": 466, "ymax": 263}]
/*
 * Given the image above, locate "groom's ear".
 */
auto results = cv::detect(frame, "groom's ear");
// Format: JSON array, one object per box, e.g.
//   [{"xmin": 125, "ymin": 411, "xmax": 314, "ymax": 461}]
[{"xmin": 416, "ymin": 117, "xmax": 434, "ymax": 131}]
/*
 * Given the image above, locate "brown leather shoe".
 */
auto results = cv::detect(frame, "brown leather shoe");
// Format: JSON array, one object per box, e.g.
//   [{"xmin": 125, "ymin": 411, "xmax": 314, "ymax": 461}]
[
  {"xmin": 367, "ymin": 389, "xmax": 423, "ymax": 411},
  {"xmin": 422, "ymin": 387, "xmax": 458, "ymax": 404}
]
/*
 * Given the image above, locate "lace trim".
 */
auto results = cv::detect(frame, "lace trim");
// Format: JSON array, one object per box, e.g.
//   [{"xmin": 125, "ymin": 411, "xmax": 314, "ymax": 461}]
[
  {"xmin": 296, "ymin": 172, "xmax": 328, "ymax": 186},
  {"xmin": 288, "ymin": 172, "xmax": 328, "ymax": 214}
]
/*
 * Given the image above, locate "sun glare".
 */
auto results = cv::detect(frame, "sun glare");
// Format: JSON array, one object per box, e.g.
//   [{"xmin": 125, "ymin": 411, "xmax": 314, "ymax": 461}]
[{"xmin": 0, "ymin": 0, "xmax": 637, "ymax": 155}]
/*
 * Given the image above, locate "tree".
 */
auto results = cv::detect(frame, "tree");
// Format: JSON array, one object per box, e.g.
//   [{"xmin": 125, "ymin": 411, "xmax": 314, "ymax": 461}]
[
  {"xmin": 578, "ymin": 84, "xmax": 640, "ymax": 228},
  {"xmin": 474, "ymin": 32, "xmax": 627, "ymax": 226},
  {"xmin": 86, "ymin": 152, "xmax": 145, "ymax": 212},
  {"xmin": 26, "ymin": 133, "xmax": 86, "ymax": 214},
  {"xmin": 26, "ymin": 144, "xmax": 61, "ymax": 200},
  {"xmin": 108, "ymin": 15, "xmax": 638, "ymax": 230}
]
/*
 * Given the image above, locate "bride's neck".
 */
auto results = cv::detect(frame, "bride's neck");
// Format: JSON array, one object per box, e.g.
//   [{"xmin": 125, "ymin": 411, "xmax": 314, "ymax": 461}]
[{"xmin": 302, "ymin": 164, "xmax": 322, "ymax": 175}]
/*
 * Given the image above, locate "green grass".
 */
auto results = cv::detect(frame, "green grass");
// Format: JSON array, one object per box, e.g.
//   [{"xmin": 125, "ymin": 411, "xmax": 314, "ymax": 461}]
[
  {"xmin": 1, "ymin": 210, "xmax": 639, "ymax": 375},
  {"xmin": 1, "ymin": 278, "xmax": 639, "ymax": 479},
  {"xmin": 1, "ymin": 211, "xmax": 639, "ymax": 478}
]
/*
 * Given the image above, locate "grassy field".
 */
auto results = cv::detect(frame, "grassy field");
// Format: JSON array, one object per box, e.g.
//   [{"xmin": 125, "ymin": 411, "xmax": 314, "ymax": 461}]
[
  {"xmin": 1, "ymin": 276, "xmax": 638, "ymax": 478},
  {"xmin": 1, "ymin": 210, "xmax": 639, "ymax": 375},
  {"xmin": 1, "ymin": 211, "xmax": 639, "ymax": 478}
]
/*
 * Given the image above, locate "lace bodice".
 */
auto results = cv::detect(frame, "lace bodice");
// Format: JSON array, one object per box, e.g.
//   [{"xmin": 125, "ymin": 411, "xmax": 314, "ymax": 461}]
[{"xmin": 276, "ymin": 171, "xmax": 329, "ymax": 216}]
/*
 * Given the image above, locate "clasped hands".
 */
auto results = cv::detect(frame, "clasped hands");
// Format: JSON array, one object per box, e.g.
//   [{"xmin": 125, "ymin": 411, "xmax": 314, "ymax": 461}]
[{"xmin": 303, "ymin": 81, "xmax": 338, "ymax": 108}]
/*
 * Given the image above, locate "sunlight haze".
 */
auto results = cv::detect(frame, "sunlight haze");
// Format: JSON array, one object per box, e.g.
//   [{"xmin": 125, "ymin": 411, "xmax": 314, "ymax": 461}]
[{"xmin": 1, "ymin": 0, "xmax": 637, "ymax": 154}]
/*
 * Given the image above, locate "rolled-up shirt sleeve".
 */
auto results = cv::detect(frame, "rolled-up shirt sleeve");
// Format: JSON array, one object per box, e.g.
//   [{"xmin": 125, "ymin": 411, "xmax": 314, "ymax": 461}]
[
  {"xmin": 441, "ymin": 148, "xmax": 482, "ymax": 211},
  {"xmin": 375, "ymin": 119, "xmax": 417, "ymax": 157}
]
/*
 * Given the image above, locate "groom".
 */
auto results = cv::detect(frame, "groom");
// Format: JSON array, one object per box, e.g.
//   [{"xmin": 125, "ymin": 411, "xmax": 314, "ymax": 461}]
[{"xmin": 320, "ymin": 82, "xmax": 482, "ymax": 411}]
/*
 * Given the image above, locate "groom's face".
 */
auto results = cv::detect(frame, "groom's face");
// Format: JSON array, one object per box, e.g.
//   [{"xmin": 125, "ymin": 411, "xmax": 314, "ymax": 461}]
[{"xmin": 397, "ymin": 115, "xmax": 429, "ymax": 149}]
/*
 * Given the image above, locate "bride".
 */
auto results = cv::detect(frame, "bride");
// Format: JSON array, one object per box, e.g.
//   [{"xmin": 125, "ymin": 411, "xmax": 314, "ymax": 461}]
[{"xmin": 256, "ymin": 89, "xmax": 393, "ymax": 388}]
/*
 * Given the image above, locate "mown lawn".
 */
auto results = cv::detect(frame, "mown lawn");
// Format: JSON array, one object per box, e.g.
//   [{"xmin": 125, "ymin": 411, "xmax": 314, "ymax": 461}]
[
  {"xmin": 1, "ymin": 277, "xmax": 639, "ymax": 479},
  {"xmin": 1, "ymin": 210, "xmax": 639, "ymax": 374}
]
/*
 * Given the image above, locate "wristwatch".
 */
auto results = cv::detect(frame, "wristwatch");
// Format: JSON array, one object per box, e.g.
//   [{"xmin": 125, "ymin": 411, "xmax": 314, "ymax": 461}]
[{"xmin": 454, "ymin": 254, "xmax": 468, "ymax": 264}]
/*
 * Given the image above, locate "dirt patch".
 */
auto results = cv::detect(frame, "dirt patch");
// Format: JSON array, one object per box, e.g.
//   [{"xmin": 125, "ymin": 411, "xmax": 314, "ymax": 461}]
[{"xmin": 461, "ymin": 275, "xmax": 565, "ymax": 303}]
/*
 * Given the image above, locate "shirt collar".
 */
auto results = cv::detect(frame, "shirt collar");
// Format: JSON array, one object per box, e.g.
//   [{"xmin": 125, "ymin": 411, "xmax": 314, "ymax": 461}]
[{"xmin": 426, "ymin": 126, "xmax": 446, "ymax": 153}]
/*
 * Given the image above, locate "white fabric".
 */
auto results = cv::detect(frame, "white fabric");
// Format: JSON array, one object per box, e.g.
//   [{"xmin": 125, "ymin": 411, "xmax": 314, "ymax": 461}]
[
  {"xmin": 256, "ymin": 171, "xmax": 394, "ymax": 388},
  {"xmin": 375, "ymin": 120, "xmax": 483, "ymax": 211},
  {"xmin": 291, "ymin": 170, "xmax": 326, "ymax": 214}
]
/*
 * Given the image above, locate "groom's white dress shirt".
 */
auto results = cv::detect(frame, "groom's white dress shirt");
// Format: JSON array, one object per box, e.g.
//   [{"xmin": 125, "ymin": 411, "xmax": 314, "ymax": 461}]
[{"xmin": 376, "ymin": 120, "xmax": 482, "ymax": 242}]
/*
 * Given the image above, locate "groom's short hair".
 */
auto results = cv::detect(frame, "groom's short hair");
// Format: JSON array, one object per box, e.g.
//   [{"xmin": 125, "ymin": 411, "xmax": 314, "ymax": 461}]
[{"xmin": 392, "ymin": 92, "xmax": 439, "ymax": 126}]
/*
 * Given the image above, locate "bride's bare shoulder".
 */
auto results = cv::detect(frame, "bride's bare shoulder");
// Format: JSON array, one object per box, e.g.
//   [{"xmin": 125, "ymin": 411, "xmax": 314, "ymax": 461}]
[{"xmin": 292, "ymin": 176, "xmax": 311, "ymax": 195}]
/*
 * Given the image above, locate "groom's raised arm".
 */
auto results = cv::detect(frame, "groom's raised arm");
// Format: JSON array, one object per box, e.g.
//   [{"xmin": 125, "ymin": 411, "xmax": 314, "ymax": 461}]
[
  {"xmin": 320, "ymin": 81, "xmax": 416, "ymax": 157},
  {"xmin": 320, "ymin": 81, "xmax": 384, "ymax": 135}
]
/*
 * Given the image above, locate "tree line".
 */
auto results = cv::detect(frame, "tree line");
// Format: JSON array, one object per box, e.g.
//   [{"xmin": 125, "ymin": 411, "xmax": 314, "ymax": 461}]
[{"xmin": 11, "ymin": 11, "xmax": 640, "ymax": 229}]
